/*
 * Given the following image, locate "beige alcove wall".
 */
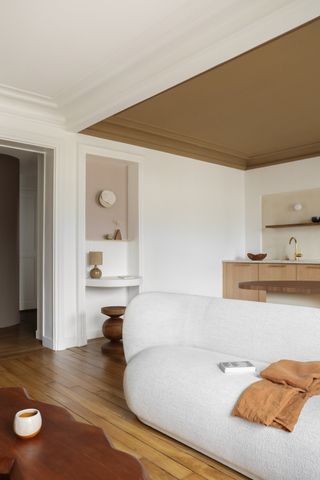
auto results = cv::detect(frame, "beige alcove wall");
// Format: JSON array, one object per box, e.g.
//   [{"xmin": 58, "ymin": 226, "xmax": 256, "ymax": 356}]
[
  {"xmin": 262, "ymin": 188, "xmax": 320, "ymax": 260},
  {"xmin": 86, "ymin": 155, "xmax": 128, "ymax": 240},
  {"xmin": 85, "ymin": 152, "xmax": 141, "ymax": 340}
]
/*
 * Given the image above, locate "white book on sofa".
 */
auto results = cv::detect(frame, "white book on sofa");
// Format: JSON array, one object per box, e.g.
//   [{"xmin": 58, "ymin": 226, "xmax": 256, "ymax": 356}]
[{"xmin": 219, "ymin": 360, "xmax": 256, "ymax": 373}]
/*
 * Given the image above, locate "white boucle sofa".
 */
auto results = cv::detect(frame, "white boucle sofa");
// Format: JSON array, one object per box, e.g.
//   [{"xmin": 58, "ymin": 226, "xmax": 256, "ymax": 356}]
[{"xmin": 123, "ymin": 292, "xmax": 320, "ymax": 480}]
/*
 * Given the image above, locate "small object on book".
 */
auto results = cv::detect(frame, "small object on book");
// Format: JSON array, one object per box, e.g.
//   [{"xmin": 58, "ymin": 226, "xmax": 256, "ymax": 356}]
[{"xmin": 219, "ymin": 361, "xmax": 256, "ymax": 374}]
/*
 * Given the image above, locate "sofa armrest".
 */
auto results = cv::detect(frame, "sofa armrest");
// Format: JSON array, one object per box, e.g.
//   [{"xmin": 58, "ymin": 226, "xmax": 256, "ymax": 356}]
[{"xmin": 123, "ymin": 292, "xmax": 212, "ymax": 363}]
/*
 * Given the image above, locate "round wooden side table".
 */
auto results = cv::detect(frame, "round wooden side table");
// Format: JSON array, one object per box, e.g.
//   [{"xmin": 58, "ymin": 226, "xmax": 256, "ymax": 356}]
[{"xmin": 101, "ymin": 306, "xmax": 126, "ymax": 353}]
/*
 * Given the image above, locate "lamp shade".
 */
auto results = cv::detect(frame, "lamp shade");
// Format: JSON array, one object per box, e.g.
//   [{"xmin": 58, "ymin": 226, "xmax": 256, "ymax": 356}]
[{"xmin": 89, "ymin": 251, "xmax": 103, "ymax": 266}]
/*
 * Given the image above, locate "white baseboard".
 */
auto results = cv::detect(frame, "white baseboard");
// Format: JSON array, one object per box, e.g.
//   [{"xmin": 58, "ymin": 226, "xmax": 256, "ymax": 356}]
[
  {"xmin": 55, "ymin": 336, "xmax": 84, "ymax": 351},
  {"xmin": 42, "ymin": 335, "xmax": 88, "ymax": 351},
  {"xmin": 42, "ymin": 336, "xmax": 53, "ymax": 349},
  {"xmin": 86, "ymin": 328, "xmax": 104, "ymax": 341}
]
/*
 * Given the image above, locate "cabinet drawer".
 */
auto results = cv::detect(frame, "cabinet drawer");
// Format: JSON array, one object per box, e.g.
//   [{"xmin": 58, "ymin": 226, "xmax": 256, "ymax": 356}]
[
  {"xmin": 259, "ymin": 264, "xmax": 297, "ymax": 281},
  {"xmin": 223, "ymin": 263, "xmax": 259, "ymax": 301},
  {"xmin": 297, "ymin": 264, "xmax": 320, "ymax": 281}
]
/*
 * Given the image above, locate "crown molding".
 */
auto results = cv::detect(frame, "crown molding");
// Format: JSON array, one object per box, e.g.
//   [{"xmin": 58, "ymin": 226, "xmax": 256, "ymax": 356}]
[
  {"xmin": 1, "ymin": 1, "xmax": 319, "ymax": 132},
  {"xmin": 62, "ymin": 0, "xmax": 320, "ymax": 132},
  {"xmin": 82, "ymin": 118, "xmax": 247, "ymax": 169},
  {"xmin": 83, "ymin": 116, "xmax": 320, "ymax": 171},
  {"xmin": 0, "ymin": 84, "xmax": 65, "ymax": 128},
  {"xmin": 109, "ymin": 117, "xmax": 249, "ymax": 159},
  {"xmin": 247, "ymin": 141, "xmax": 320, "ymax": 169}
]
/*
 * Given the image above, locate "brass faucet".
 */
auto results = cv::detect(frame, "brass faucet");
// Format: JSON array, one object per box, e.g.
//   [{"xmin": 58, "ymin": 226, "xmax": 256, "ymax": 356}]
[{"xmin": 289, "ymin": 236, "xmax": 303, "ymax": 261}]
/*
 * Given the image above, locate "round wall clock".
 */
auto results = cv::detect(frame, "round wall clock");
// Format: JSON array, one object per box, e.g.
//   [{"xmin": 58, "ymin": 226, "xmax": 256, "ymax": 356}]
[{"xmin": 99, "ymin": 190, "xmax": 116, "ymax": 208}]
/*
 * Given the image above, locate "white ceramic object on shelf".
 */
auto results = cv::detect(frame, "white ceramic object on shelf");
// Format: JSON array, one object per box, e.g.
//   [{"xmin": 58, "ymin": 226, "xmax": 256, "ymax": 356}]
[{"xmin": 99, "ymin": 190, "xmax": 116, "ymax": 208}]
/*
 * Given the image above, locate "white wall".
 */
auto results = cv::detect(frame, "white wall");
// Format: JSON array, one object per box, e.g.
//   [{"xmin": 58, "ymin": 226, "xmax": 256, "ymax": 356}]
[
  {"xmin": 82, "ymin": 142, "xmax": 246, "ymax": 339},
  {"xmin": 142, "ymin": 149, "xmax": 246, "ymax": 296},
  {"xmin": 9, "ymin": 111, "xmax": 319, "ymax": 345},
  {"xmin": 0, "ymin": 111, "xmax": 246, "ymax": 345},
  {"xmin": 245, "ymin": 156, "xmax": 320, "ymax": 255}
]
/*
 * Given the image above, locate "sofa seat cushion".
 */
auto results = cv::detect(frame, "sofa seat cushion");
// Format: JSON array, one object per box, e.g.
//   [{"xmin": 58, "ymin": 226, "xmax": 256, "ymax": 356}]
[{"xmin": 124, "ymin": 345, "xmax": 320, "ymax": 480}]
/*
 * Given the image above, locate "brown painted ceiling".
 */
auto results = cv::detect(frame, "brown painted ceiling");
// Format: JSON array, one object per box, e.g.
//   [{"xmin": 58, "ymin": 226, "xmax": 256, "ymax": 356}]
[{"xmin": 82, "ymin": 18, "xmax": 320, "ymax": 170}]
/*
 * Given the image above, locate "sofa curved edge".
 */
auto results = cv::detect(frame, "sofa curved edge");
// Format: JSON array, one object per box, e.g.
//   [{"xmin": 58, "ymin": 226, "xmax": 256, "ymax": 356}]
[{"xmin": 135, "ymin": 415, "xmax": 261, "ymax": 480}]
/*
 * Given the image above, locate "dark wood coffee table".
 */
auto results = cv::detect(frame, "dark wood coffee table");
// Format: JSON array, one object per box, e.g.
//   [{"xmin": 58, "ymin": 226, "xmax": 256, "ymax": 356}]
[{"xmin": 0, "ymin": 388, "xmax": 148, "ymax": 479}]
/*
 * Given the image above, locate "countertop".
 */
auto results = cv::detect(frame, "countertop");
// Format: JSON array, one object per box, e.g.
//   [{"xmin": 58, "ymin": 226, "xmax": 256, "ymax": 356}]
[{"xmin": 223, "ymin": 259, "xmax": 320, "ymax": 264}]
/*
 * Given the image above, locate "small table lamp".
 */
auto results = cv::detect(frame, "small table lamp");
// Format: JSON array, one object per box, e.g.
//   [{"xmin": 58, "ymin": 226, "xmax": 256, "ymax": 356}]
[{"xmin": 89, "ymin": 251, "xmax": 103, "ymax": 279}]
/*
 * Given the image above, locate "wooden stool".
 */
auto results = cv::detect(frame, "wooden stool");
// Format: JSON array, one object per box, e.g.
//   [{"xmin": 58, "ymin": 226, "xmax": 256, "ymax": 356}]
[{"xmin": 101, "ymin": 306, "xmax": 126, "ymax": 353}]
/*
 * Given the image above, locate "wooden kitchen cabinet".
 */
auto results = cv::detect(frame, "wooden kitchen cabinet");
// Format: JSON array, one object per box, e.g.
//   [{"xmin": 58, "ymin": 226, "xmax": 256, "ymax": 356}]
[
  {"xmin": 258, "ymin": 264, "xmax": 297, "ymax": 281},
  {"xmin": 224, "ymin": 262, "xmax": 297, "ymax": 302},
  {"xmin": 223, "ymin": 263, "xmax": 259, "ymax": 301},
  {"xmin": 297, "ymin": 264, "xmax": 320, "ymax": 281},
  {"xmin": 223, "ymin": 261, "xmax": 320, "ymax": 302}
]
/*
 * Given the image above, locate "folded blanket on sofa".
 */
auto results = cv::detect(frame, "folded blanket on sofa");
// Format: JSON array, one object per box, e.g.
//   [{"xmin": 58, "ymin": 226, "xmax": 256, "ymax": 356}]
[{"xmin": 232, "ymin": 359, "xmax": 320, "ymax": 431}]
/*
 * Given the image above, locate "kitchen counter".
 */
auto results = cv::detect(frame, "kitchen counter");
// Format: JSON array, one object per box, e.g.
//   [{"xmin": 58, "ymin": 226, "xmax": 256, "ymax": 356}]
[
  {"xmin": 223, "ymin": 260, "xmax": 320, "ymax": 307},
  {"xmin": 223, "ymin": 259, "xmax": 320, "ymax": 264}
]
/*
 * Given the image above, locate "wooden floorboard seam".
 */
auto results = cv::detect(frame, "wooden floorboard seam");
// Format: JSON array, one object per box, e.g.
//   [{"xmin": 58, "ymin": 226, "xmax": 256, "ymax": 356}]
[{"xmin": 0, "ymin": 337, "xmax": 248, "ymax": 480}]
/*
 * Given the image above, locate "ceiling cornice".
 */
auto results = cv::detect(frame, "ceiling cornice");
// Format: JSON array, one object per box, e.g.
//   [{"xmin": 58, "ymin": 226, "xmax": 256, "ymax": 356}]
[
  {"xmin": 246, "ymin": 141, "xmax": 320, "ymax": 169},
  {"xmin": 1, "ymin": 1, "xmax": 319, "ymax": 131},
  {"xmin": 62, "ymin": 0, "xmax": 320, "ymax": 132},
  {"xmin": 83, "ymin": 117, "xmax": 248, "ymax": 169},
  {"xmin": 83, "ymin": 117, "xmax": 320, "ymax": 171},
  {"xmin": 0, "ymin": 84, "xmax": 65, "ymax": 127}
]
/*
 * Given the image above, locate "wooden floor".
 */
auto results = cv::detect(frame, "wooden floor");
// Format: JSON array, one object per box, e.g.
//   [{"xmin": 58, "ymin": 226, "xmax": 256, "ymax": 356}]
[
  {"xmin": 0, "ymin": 310, "xmax": 42, "ymax": 359},
  {"xmin": 0, "ymin": 336, "xmax": 248, "ymax": 480}
]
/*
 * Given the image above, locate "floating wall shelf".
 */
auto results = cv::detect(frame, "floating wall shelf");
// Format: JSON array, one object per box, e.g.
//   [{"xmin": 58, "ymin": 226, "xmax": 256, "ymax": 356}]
[
  {"xmin": 86, "ymin": 276, "xmax": 142, "ymax": 288},
  {"xmin": 265, "ymin": 222, "xmax": 320, "ymax": 229}
]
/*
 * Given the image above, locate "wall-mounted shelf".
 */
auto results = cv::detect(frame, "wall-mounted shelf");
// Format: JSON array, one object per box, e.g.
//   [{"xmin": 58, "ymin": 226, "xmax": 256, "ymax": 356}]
[
  {"xmin": 86, "ymin": 276, "xmax": 142, "ymax": 288},
  {"xmin": 265, "ymin": 222, "xmax": 320, "ymax": 229}
]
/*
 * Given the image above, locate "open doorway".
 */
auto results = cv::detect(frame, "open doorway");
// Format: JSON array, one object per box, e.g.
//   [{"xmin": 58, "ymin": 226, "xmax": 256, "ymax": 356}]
[{"xmin": 0, "ymin": 142, "xmax": 52, "ymax": 356}]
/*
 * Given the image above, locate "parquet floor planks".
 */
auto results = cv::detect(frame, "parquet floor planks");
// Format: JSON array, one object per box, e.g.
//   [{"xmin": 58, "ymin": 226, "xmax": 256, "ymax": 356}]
[{"xmin": 0, "ymin": 336, "xmax": 249, "ymax": 480}]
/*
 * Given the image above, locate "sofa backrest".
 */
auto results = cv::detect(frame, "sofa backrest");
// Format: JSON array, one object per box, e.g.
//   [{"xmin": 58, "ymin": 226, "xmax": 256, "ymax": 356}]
[
  {"xmin": 124, "ymin": 292, "xmax": 320, "ymax": 363},
  {"xmin": 197, "ymin": 297, "xmax": 320, "ymax": 362}
]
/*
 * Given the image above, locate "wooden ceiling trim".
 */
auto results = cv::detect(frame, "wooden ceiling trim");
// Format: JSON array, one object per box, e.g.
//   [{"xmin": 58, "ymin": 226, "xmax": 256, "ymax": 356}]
[
  {"xmin": 82, "ymin": 19, "xmax": 320, "ymax": 171},
  {"xmin": 104, "ymin": 116, "xmax": 248, "ymax": 159},
  {"xmin": 247, "ymin": 141, "xmax": 320, "ymax": 169},
  {"xmin": 82, "ymin": 121, "xmax": 247, "ymax": 169}
]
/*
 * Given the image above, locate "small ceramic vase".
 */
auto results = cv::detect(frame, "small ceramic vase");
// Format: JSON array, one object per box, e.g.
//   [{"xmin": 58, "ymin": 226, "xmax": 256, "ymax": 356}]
[{"xmin": 14, "ymin": 408, "xmax": 42, "ymax": 439}]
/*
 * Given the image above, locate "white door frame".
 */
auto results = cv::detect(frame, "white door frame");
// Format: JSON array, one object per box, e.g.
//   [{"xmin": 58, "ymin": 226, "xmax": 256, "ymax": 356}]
[
  {"xmin": 36, "ymin": 152, "xmax": 45, "ymax": 340},
  {"xmin": 0, "ymin": 139, "xmax": 55, "ymax": 347}
]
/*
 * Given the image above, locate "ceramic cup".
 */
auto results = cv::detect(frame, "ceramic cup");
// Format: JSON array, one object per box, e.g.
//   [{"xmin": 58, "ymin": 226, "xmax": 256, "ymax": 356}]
[{"xmin": 14, "ymin": 408, "xmax": 42, "ymax": 439}]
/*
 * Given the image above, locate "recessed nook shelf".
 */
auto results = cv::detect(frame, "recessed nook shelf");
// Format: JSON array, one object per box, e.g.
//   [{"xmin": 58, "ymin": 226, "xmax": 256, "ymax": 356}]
[
  {"xmin": 265, "ymin": 222, "xmax": 320, "ymax": 229},
  {"xmin": 86, "ymin": 276, "xmax": 142, "ymax": 288}
]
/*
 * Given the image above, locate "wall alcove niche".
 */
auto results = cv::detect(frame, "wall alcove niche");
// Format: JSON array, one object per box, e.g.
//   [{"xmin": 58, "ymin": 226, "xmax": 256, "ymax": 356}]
[{"xmin": 85, "ymin": 153, "xmax": 141, "ymax": 340}]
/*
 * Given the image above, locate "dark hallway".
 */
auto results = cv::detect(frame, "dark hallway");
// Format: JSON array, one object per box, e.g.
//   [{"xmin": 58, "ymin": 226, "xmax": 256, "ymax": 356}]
[{"xmin": 0, "ymin": 310, "xmax": 42, "ymax": 359}]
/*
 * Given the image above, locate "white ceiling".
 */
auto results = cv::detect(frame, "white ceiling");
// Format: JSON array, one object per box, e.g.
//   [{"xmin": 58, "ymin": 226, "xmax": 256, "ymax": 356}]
[
  {"xmin": 1, "ymin": 0, "xmax": 319, "ymax": 131},
  {"xmin": 0, "ymin": 0, "xmax": 188, "ymax": 98}
]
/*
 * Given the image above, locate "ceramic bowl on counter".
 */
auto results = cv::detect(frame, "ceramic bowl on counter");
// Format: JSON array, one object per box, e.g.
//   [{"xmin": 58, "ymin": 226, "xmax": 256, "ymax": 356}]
[
  {"xmin": 311, "ymin": 216, "xmax": 320, "ymax": 223},
  {"xmin": 247, "ymin": 253, "xmax": 267, "ymax": 261}
]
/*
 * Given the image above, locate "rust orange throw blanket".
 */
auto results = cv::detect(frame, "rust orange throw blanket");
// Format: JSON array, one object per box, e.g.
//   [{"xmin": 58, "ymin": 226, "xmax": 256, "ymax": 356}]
[{"xmin": 232, "ymin": 360, "xmax": 320, "ymax": 432}]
